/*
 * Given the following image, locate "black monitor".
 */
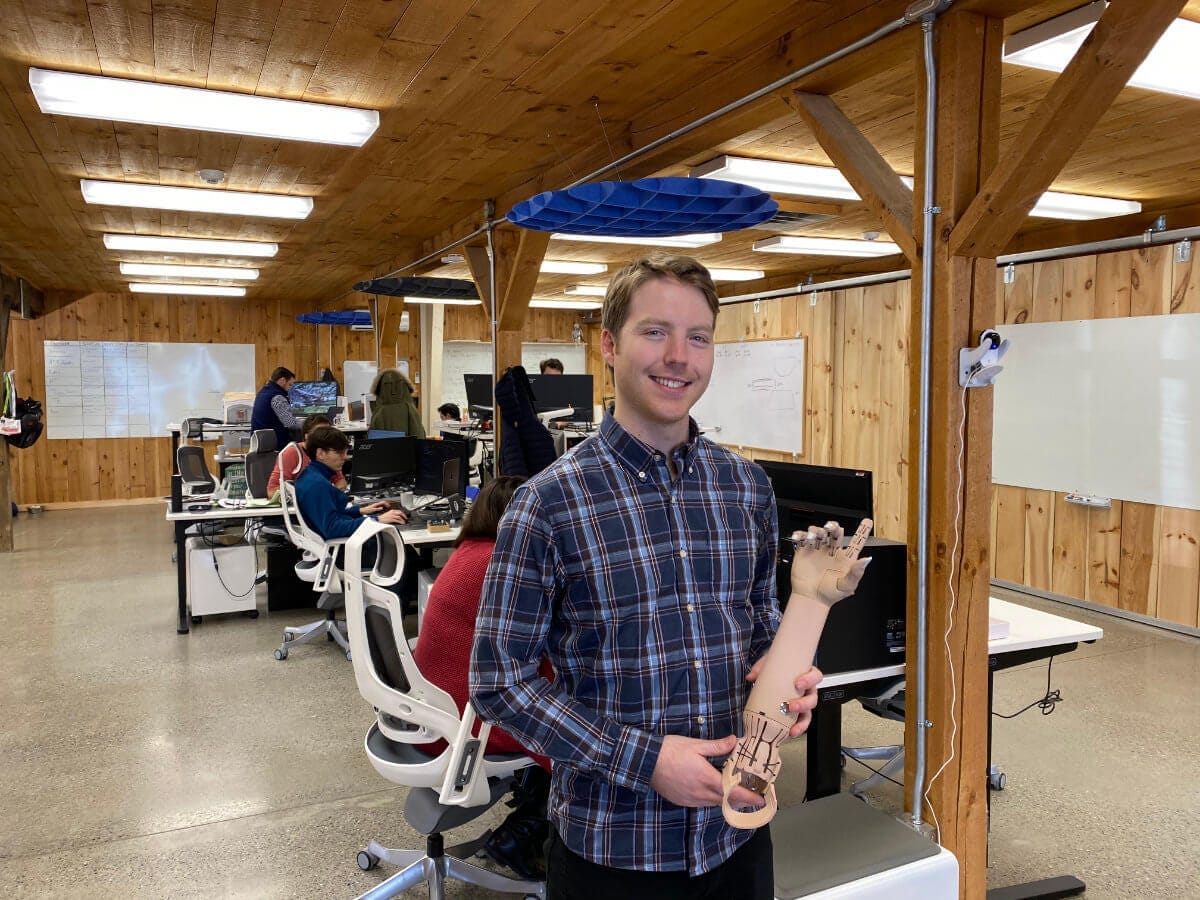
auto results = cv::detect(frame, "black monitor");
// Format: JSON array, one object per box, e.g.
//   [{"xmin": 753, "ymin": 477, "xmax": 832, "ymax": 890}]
[
  {"xmin": 350, "ymin": 437, "xmax": 416, "ymax": 494},
  {"xmin": 528, "ymin": 373, "xmax": 594, "ymax": 423},
  {"xmin": 754, "ymin": 460, "xmax": 873, "ymax": 537},
  {"xmin": 415, "ymin": 438, "xmax": 469, "ymax": 496},
  {"xmin": 463, "ymin": 373, "xmax": 494, "ymax": 414},
  {"xmin": 289, "ymin": 381, "xmax": 338, "ymax": 416}
]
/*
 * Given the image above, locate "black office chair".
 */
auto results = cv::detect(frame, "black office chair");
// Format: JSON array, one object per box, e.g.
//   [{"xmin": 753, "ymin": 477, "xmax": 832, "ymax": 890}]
[
  {"xmin": 245, "ymin": 430, "xmax": 279, "ymax": 500},
  {"xmin": 181, "ymin": 416, "xmax": 221, "ymax": 446},
  {"xmin": 177, "ymin": 445, "xmax": 216, "ymax": 497}
]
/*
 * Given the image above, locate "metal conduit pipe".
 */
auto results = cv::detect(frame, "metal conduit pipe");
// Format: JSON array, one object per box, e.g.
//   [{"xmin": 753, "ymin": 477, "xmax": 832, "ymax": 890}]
[
  {"xmin": 910, "ymin": 14, "xmax": 939, "ymax": 830},
  {"xmin": 486, "ymin": 201, "xmax": 500, "ymax": 477},
  {"xmin": 998, "ymin": 225, "xmax": 1200, "ymax": 265},
  {"xmin": 718, "ymin": 269, "xmax": 913, "ymax": 305}
]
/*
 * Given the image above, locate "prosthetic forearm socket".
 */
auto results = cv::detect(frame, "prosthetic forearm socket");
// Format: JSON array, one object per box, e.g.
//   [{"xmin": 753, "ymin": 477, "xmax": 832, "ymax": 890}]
[{"xmin": 721, "ymin": 518, "xmax": 873, "ymax": 828}]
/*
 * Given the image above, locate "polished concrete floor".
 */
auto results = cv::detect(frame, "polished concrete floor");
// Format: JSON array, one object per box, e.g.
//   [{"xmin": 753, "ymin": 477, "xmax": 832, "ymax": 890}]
[{"xmin": 1, "ymin": 506, "xmax": 1196, "ymax": 898}]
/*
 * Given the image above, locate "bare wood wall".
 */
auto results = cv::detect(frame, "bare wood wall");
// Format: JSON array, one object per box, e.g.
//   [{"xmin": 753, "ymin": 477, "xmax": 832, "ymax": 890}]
[{"xmin": 991, "ymin": 245, "xmax": 1200, "ymax": 630}]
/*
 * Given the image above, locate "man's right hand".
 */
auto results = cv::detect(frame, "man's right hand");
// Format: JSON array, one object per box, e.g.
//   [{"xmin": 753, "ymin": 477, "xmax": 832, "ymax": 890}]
[
  {"xmin": 650, "ymin": 734, "xmax": 766, "ymax": 810},
  {"xmin": 377, "ymin": 508, "xmax": 407, "ymax": 525}
]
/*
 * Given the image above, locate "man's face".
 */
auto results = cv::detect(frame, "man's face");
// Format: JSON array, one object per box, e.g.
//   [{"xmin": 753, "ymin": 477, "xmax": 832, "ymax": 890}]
[
  {"xmin": 279, "ymin": 376, "xmax": 295, "ymax": 392},
  {"xmin": 543, "ymin": 366, "xmax": 563, "ymax": 376},
  {"xmin": 315, "ymin": 445, "xmax": 348, "ymax": 469},
  {"xmin": 601, "ymin": 277, "xmax": 714, "ymax": 439}
]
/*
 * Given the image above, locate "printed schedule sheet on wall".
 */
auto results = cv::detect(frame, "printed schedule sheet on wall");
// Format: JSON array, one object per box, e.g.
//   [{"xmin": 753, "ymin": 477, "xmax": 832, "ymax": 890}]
[{"xmin": 44, "ymin": 341, "xmax": 152, "ymax": 439}]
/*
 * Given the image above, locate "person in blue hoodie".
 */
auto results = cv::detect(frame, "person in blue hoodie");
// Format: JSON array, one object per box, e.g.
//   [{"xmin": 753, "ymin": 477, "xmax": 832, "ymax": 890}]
[{"xmin": 294, "ymin": 425, "xmax": 407, "ymax": 539}]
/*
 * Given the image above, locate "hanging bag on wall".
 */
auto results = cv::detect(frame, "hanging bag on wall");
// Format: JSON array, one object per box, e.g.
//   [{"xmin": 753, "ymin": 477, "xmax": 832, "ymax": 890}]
[{"xmin": 2, "ymin": 373, "xmax": 44, "ymax": 449}]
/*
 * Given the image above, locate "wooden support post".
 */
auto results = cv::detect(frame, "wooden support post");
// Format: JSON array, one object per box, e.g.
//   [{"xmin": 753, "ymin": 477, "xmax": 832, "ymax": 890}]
[
  {"xmin": 906, "ymin": 12, "xmax": 1002, "ymax": 897},
  {"xmin": 787, "ymin": 92, "xmax": 917, "ymax": 262}
]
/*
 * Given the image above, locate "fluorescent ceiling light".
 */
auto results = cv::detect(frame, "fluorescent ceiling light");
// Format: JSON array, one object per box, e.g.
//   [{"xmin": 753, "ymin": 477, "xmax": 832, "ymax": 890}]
[
  {"xmin": 540, "ymin": 260, "xmax": 608, "ymax": 275},
  {"xmin": 530, "ymin": 299, "xmax": 603, "ymax": 310},
  {"xmin": 120, "ymin": 262, "xmax": 258, "ymax": 280},
  {"xmin": 896, "ymin": 176, "xmax": 1139, "ymax": 221},
  {"xmin": 104, "ymin": 233, "xmax": 278, "ymax": 257},
  {"xmin": 82, "ymin": 180, "xmax": 313, "ymax": 219},
  {"xmin": 552, "ymin": 232, "xmax": 722, "ymax": 249},
  {"xmin": 402, "ymin": 296, "xmax": 482, "ymax": 306},
  {"xmin": 1003, "ymin": 2, "xmax": 1200, "ymax": 101},
  {"xmin": 129, "ymin": 282, "xmax": 245, "ymax": 297},
  {"xmin": 691, "ymin": 155, "xmax": 861, "ymax": 201},
  {"xmin": 752, "ymin": 236, "xmax": 901, "ymax": 257},
  {"xmin": 708, "ymin": 267, "xmax": 765, "ymax": 282},
  {"xmin": 565, "ymin": 285, "xmax": 607, "ymax": 296},
  {"xmin": 30, "ymin": 67, "xmax": 379, "ymax": 146}
]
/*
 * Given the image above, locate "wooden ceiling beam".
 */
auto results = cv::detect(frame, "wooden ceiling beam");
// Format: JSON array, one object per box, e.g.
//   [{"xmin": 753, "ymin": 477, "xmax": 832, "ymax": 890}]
[
  {"xmin": 948, "ymin": 0, "xmax": 1187, "ymax": 259},
  {"xmin": 787, "ymin": 91, "xmax": 917, "ymax": 262},
  {"xmin": 1004, "ymin": 201, "xmax": 1200, "ymax": 255},
  {"xmin": 497, "ymin": 228, "xmax": 550, "ymax": 333},
  {"xmin": 463, "ymin": 243, "xmax": 494, "ymax": 317}
]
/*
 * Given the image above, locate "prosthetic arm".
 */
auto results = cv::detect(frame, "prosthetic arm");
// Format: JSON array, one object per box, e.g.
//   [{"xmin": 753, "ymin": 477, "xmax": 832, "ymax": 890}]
[{"xmin": 721, "ymin": 518, "xmax": 873, "ymax": 828}]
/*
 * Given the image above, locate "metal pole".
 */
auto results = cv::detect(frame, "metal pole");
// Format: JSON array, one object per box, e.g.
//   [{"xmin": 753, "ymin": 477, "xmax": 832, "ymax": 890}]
[{"xmin": 486, "ymin": 200, "xmax": 499, "ymax": 477}]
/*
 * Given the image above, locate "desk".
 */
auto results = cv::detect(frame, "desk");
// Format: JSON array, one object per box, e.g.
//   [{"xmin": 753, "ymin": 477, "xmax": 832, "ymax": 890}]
[
  {"xmin": 805, "ymin": 596, "xmax": 1102, "ymax": 800},
  {"xmin": 166, "ymin": 504, "xmax": 460, "ymax": 635}
]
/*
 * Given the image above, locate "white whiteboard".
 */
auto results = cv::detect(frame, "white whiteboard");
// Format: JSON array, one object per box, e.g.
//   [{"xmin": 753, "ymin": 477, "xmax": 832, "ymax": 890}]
[
  {"xmin": 440, "ymin": 341, "xmax": 587, "ymax": 411},
  {"xmin": 691, "ymin": 338, "xmax": 806, "ymax": 453},
  {"xmin": 342, "ymin": 361, "xmax": 378, "ymax": 408},
  {"xmin": 44, "ymin": 340, "xmax": 255, "ymax": 439},
  {"xmin": 993, "ymin": 315, "xmax": 1200, "ymax": 510}
]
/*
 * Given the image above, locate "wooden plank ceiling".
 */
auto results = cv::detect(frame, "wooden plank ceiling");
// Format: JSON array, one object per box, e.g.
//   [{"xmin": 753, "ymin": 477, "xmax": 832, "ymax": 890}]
[{"xmin": 1, "ymin": 0, "xmax": 1199, "ymax": 306}]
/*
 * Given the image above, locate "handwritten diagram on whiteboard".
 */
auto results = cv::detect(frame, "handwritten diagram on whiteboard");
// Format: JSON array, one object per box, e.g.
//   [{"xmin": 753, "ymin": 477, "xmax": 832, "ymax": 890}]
[{"xmin": 691, "ymin": 338, "xmax": 805, "ymax": 453}]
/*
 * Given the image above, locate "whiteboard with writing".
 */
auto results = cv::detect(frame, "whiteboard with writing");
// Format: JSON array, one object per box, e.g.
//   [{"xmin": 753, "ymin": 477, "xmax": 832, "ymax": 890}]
[
  {"xmin": 993, "ymin": 315, "xmax": 1200, "ymax": 510},
  {"xmin": 44, "ymin": 340, "xmax": 255, "ymax": 439},
  {"xmin": 691, "ymin": 338, "xmax": 805, "ymax": 453}
]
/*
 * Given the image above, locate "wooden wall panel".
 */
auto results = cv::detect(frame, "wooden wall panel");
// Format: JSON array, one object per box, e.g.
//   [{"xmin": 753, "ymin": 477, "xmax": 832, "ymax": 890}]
[{"xmin": 991, "ymin": 246, "xmax": 1200, "ymax": 629}]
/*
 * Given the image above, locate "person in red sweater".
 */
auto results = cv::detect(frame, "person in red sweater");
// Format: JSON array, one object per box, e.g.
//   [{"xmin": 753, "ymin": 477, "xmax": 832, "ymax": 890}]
[
  {"xmin": 412, "ymin": 474, "xmax": 551, "ymax": 878},
  {"xmin": 266, "ymin": 414, "xmax": 346, "ymax": 496}
]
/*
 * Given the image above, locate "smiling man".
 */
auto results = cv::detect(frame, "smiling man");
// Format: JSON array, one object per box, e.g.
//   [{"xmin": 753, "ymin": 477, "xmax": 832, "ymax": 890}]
[{"xmin": 471, "ymin": 254, "xmax": 822, "ymax": 899}]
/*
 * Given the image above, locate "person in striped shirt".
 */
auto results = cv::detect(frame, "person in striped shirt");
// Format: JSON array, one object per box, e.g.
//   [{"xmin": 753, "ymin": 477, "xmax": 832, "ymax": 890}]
[{"xmin": 471, "ymin": 254, "xmax": 823, "ymax": 899}]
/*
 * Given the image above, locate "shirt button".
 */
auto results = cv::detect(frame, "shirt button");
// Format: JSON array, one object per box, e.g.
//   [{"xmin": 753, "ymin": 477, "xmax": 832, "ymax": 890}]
[
  {"xmin": 638, "ymin": 471, "xmax": 646, "ymax": 480},
  {"xmin": 697, "ymin": 716, "xmax": 706, "ymax": 724},
  {"xmin": 654, "ymin": 454, "xmax": 661, "ymax": 461},
  {"xmin": 687, "ymin": 603, "xmax": 695, "ymax": 612},
  {"xmin": 678, "ymin": 549, "xmax": 687, "ymax": 558},
  {"xmin": 694, "ymin": 660, "xmax": 702, "ymax": 670},
  {"xmin": 688, "ymin": 466, "xmax": 694, "ymax": 474}
]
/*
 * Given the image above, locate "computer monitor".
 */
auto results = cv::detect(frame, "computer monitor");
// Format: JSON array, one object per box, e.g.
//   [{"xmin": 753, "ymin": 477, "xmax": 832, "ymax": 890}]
[
  {"xmin": 463, "ymin": 373, "xmax": 494, "ymax": 413},
  {"xmin": 754, "ymin": 460, "xmax": 874, "ymax": 537},
  {"xmin": 528, "ymin": 373, "xmax": 594, "ymax": 423},
  {"xmin": 414, "ymin": 438, "xmax": 469, "ymax": 497},
  {"xmin": 289, "ymin": 381, "xmax": 338, "ymax": 416},
  {"xmin": 350, "ymin": 437, "xmax": 416, "ymax": 494},
  {"xmin": 367, "ymin": 429, "xmax": 406, "ymax": 439}
]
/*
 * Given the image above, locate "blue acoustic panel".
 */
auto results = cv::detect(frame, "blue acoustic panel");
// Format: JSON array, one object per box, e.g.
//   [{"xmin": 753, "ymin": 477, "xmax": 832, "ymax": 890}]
[
  {"xmin": 296, "ymin": 310, "xmax": 371, "ymax": 326},
  {"xmin": 507, "ymin": 177, "xmax": 777, "ymax": 236},
  {"xmin": 353, "ymin": 276, "xmax": 480, "ymax": 300}
]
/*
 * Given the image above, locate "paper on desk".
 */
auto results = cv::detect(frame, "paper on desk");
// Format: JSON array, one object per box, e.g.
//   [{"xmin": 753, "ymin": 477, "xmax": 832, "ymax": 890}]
[{"xmin": 989, "ymin": 617, "xmax": 1010, "ymax": 641}]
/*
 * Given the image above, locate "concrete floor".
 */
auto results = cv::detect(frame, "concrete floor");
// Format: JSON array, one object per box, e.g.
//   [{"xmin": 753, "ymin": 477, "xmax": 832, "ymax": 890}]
[{"xmin": 1, "ymin": 506, "xmax": 1197, "ymax": 898}]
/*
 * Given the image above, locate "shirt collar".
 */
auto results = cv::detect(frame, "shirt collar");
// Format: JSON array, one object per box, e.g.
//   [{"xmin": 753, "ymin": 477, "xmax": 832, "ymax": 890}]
[
  {"xmin": 308, "ymin": 459, "xmax": 336, "ymax": 479},
  {"xmin": 598, "ymin": 412, "xmax": 701, "ymax": 476}
]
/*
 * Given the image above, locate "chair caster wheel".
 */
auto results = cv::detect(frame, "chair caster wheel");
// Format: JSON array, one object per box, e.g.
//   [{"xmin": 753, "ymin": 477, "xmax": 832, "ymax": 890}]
[
  {"xmin": 191, "ymin": 615, "xmax": 203, "ymax": 624},
  {"xmin": 989, "ymin": 770, "xmax": 1006, "ymax": 790},
  {"xmin": 357, "ymin": 850, "xmax": 379, "ymax": 871},
  {"xmin": 274, "ymin": 648, "xmax": 287, "ymax": 660},
  {"xmin": 245, "ymin": 609, "xmax": 259, "ymax": 619},
  {"xmin": 345, "ymin": 650, "xmax": 353, "ymax": 661}
]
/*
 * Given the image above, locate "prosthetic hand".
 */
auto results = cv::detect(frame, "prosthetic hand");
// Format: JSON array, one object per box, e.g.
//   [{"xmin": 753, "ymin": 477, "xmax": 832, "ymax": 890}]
[{"xmin": 721, "ymin": 518, "xmax": 873, "ymax": 829}]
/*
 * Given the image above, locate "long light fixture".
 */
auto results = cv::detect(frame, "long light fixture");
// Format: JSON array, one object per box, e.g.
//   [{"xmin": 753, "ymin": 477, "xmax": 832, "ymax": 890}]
[
  {"xmin": 129, "ymin": 283, "xmax": 245, "ymax": 297},
  {"xmin": 82, "ymin": 180, "xmax": 313, "ymax": 219},
  {"xmin": 530, "ymin": 298, "xmax": 603, "ymax": 310},
  {"xmin": 402, "ymin": 296, "xmax": 482, "ymax": 306},
  {"xmin": 692, "ymin": 155, "xmax": 861, "ymax": 201},
  {"xmin": 551, "ymin": 232, "xmax": 722, "ymax": 249},
  {"xmin": 752, "ymin": 235, "xmax": 902, "ymax": 257},
  {"xmin": 103, "ymin": 233, "xmax": 278, "ymax": 257},
  {"xmin": 1003, "ymin": 3, "xmax": 1200, "ymax": 101},
  {"xmin": 896, "ymin": 176, "xmax": 1140, "ymax": 221},
  {"xmin": 30, "ymin": 68, "xmax": 379, "ymax": 146},
  {"xmin": 541, "ymin": 260, "xmax": 608, "ymax": 275},
  {"xmin": 120, "ymin": 262, "xmax": 258, "ymax": 280},
  {"xmin": 709, "ymin": 267, "xmax": 765, "ymax": 282},
  {"xmin": 565, "ymin": 285, "xmax": 607, "ymax": 296}
]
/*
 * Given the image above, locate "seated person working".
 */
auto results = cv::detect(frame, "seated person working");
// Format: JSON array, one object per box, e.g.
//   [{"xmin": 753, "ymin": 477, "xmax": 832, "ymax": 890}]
[
  {"xmin": 413, "ymin": 475, "xmax": 551, "ymax": 879},
  {"xmin": 437, "ymin": 402, "xmax": 461, "ymax": 423},
  {"xmin": 266, "ymin": 414, "xmax": 344, "ymax": 497},
  {"xmin": 294, "ymin": 425, "xmax": 407, "ymax": 540}
]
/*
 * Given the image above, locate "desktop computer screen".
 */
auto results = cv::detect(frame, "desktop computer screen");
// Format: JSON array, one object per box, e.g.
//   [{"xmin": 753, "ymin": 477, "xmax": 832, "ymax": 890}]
[
  {"xmin": 414, "ymin": 438, "xmax": 469, "ymax": 497},
  {"xmin": 350, "ymin": 437, "xmax": 416, "ymax": 494},
  {"xmin": 463, "ymin": 373, "xmax": 494, "ymax": 415},
  {"xmin": 528, "ymin": 373, "xmax": 594, "ymax": 423},
  {"xmin": 289, "ymin": 381, "xmax": 338, "ymax": 416},
  {"xmin": 755, "ymin": 460, "xmax": 873, "ymax": 537}
]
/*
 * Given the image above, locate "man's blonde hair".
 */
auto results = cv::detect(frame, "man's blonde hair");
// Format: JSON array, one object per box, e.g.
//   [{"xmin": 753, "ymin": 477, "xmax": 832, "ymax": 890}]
[{"xmin": 601, "ymin": 253, "xmax": 719, "ymax": 339}]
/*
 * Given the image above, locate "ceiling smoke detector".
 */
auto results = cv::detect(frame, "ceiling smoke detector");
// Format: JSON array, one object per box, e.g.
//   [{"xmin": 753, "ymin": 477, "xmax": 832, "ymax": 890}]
[{"xmin": 198, "ymin": 168, "xmax": 226, "ymax": 185}]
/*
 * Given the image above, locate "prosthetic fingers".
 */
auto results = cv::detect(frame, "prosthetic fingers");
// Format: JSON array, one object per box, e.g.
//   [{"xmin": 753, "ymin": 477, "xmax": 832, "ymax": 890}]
[{"xmin": 721, "ymin": 518, "xmax": 874, "ymax": 829}]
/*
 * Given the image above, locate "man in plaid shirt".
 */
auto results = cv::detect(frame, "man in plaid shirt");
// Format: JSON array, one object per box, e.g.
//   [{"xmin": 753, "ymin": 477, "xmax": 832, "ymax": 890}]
[{"xmin": 471, "ymin": 254, "xmax": 823, "ymax": 899}]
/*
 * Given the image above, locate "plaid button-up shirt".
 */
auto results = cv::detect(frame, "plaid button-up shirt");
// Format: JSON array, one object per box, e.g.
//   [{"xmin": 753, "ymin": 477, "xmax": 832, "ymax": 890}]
[{"xmin": 470, "ymin": 414, "xmax": 780, "ymax": 875}]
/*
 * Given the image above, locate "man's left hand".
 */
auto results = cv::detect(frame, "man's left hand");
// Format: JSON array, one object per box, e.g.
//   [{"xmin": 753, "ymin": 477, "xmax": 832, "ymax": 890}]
[{"xmin": 746, "ymin": 663, "xmax": 823, "ymax": 738}]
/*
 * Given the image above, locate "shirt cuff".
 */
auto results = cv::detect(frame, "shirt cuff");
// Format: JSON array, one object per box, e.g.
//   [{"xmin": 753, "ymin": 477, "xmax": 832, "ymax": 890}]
[{"xmin": 604, "ymin": 722, "xmax": 663, "ymax": 794}]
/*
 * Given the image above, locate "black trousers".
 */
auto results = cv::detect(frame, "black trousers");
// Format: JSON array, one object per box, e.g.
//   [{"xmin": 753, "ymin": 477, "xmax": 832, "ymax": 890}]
[{"xmin": 545, "ymin": 825, "xmax": 773, "ymax": 900}]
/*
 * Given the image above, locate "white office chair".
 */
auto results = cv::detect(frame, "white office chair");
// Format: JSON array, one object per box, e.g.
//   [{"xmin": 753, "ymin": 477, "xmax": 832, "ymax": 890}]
[
  {"xmin": 274, "ymin": 481, "xmax": 351, "ymax": 661},
  {"xmin": 841, "ymin": 678, "xmax": 906, "ymax": 797},
  {"xmin": 342, "ymin": 520, "xmax": 545, "ymax": 900}
]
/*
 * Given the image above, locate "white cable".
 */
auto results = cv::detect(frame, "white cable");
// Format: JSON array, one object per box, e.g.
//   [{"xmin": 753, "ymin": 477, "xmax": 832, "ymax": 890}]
[{"xmin": 924, "ymin": 383, "xmax": 967, "ymax": 844}]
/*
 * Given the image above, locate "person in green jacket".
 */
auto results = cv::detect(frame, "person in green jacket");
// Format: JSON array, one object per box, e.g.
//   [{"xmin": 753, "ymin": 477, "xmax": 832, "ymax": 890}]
[{"xmin": 369, "ymin": 368, "xmax": 426, "ymax": 437}]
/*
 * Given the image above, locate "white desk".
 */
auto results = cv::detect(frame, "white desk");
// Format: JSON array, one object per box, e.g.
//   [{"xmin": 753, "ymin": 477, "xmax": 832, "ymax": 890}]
[{"xmin": 165, "ymin": 503, "xmax": 458, "ymax": 635}]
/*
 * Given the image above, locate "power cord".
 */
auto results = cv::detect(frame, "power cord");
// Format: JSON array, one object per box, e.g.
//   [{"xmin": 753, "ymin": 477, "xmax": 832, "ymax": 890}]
[
  {"xmin": 992, "ymin": 657, "xmax": 1063, "ymax": 719},
  {"xmin": 199, "ymin": 529, "xmax": 258, "ymax": 599}
]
